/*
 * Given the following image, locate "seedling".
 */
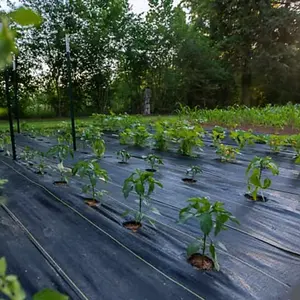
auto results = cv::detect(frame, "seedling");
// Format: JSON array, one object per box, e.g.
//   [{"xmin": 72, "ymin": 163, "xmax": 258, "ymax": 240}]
[
  {"xmin": 132, "ymin": 125, "xmax": 151, "ymax": 147},
  {"xmin": 153, "ymin": 122, "xmax": 169, "ymax": 151},
  {"xmin": 117, "ymin": 149, "xmax": 131, "ymax": 164},
  {"xmin": 72, "ymin": 160, "xmax": 108, "ymax": 206},
  {"xmin": 20, "ymin": 146, "xmax": 35, "ymax": 164},
  {"xmin": 36, "ymin": 152, "xmax": 46, "ymax": 175},
  {"xmin": 246, "ymin": 156, "xmax": 279, "ymax": 201},
  {"xmin": 92, "ymin": 139, "xmax": 106, "ymax": 159},
  {"xmin": 267, "ymin": 135, "xmax": 284, "ymax": 153},
  {"xmin": 211, "ymin": 126, "xmax": 226, "ymax": 147},
  {"xmin": 230, "ymin": 130, "xmax": 256, "ymax": 149},
  {"xmin": 122, "ymin": 169, "xmax": 163, "ymax": 229},
  {"xmin": 143, "ymin": 154, "xmax": 164, "ymax": 172},
  {"xmin": 179, "ymin": 197, "xmax": 239, "ymax": 271},
  {"xmin": 0, "ymin": 134, "xmax": 11, "ymax": 156},
  {"xmin": 47, "ymin": 145, "xmax": 74, "ymax": 183},
  {"xmin": 216, "ymin": 144, "xmax": 240, "ymax": 162},
  {"xmin": 119, "ymin": 129, "xmax": 132, "ymax": 145},
  {"xmin": 183, "ymin": 166, "xmax": 202, "ymax": 183}
]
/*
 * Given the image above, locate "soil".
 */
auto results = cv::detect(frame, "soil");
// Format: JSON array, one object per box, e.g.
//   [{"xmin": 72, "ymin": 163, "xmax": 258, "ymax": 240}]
[
  {"xmin": 145, "ymin": 168, "xmax": 157, "ymax": 173},
  {"xmin": 188, "ymin": 254, "xmax": 214, "ymax": 271},
  {"xmin": 182, "ymin": 178, "xmax": 197, "ymax": 183},
  {"xmin": 53, "ymin": 180, "xmax": 68, "ymax": 186},
  {"xmin": 123, "ymin": 221, "xmax": 142, "ymax": 232},
  {"xmin": 244, "ymin": 193, "xmax": 268, "ymax": 202},
  {"xmin": 84, "ymin": 198, "xmax": 100, "ymax": 207}
]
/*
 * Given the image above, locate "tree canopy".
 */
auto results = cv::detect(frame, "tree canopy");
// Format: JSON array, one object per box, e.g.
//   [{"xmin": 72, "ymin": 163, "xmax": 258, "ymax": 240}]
[{"xmin": 1, "ymin": 0, "xmax": 300, "ymax": 116}]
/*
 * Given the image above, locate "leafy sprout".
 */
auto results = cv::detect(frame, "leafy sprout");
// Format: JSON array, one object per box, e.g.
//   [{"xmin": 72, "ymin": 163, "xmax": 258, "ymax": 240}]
[
  {"xmin": 216, "ymin": 144, "xmax": 240, "ymax": 162},
  {"xmin": 246, "ymin": 156, "xmax": 279, "ymax": 201},
  {"xmin": 143, "ymin": 154, "xmax": 164, "ymax": 171},
  {"xmin": 186, "ymin": 166, "xmax": 202, "ymax": 180},
  {"xmin": 179, "ymin": 197, "xmax": 239, "ymax": 271},
  {"xmin": 72, "ymin": 160, "xmax": 108, "ymax": 203},
  {"xmin": 92, "ymin": 139, "xmax": 106, "ymax": 159},
  {"xmin": 117, "ymin": 149, "xmax": 131, "ymax": 163},
  {"xmin": 122, "ymin": 169, "xmax": 163, "ymax": 225}
]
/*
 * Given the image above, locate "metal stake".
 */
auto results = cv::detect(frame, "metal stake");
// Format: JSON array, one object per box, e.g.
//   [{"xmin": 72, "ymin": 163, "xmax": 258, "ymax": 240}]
[
  {"xmin": 13, "ymin": 55, "xmax": 20, "ymax": 133},
  {"xmin": 4, "ymin": 68, "xmax": 17, "ymax": 160}
]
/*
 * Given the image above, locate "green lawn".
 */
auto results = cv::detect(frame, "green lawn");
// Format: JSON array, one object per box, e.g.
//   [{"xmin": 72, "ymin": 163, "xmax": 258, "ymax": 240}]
[{"xmin": 0, "ymin": 115, "xmax": 176, "ymax": 131}]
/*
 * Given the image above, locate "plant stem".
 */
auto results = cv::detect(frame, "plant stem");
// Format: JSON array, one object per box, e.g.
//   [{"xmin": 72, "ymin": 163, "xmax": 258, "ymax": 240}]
[
  {"xmin": 202, "ymin": 234, "xmax": 207, "ymax": 268},
  {"xmin": 139, "ymin": 196, "xmax": 142, "ymax": 222}
]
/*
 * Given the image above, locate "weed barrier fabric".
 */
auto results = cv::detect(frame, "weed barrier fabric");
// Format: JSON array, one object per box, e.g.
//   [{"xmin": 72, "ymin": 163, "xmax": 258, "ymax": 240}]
[
  {"xmin": 0, "ymin": 159, "xmax": 203, "ymax": 300},
  {"xmin": 5, "ymin": 135, "xmax": 300, "ymax": 299}
]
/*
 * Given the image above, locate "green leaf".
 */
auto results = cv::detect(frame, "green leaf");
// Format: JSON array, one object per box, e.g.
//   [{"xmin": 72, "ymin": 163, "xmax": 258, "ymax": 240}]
[
  {"xmin": 214, "ymin": 214, "xmax": 229, "ymax": 236},
  {"xmin": 249, "ymin": 173, "xmax": 261, "ymax": 187},
  {"xmin": 0, "ymin": 257, "xmax": 7, "ymax": 276},
  {"xmin": 263, "ymin": 178, "xmax": 271, "ymax": 189},
  {"xmin": 187, "ymin": 240, "xmax": 202, "ymax": 257},
  {"xmin": 209, "ymin": 243, "xmax": 220, "ymax": 271},
  {"xmin": 199, "ymin": 213, "xmax": 213, "ymax": 235},
  {"xmin": 33, "ymin": 289, "xmax": 69, "ymax": 300},
  {"xmin": 135, "ymin": 182, "xmax": 144, "ymax": 196},
  {"xmin": 10, "ymin": 7, "xmax": 42, "ymax": 26}
]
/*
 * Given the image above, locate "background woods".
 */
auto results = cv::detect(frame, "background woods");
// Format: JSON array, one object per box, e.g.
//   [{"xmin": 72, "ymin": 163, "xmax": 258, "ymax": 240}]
[{"xmin": 2, "ymin": 0, "xmax": 300, "ymax": 117}]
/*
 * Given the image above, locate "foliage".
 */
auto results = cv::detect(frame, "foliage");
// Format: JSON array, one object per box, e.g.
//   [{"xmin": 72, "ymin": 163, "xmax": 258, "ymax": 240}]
[
  {"xmin": 211, "ymin": 126, "xmax": 226, "ymax": 147},
  {"xmin": 246, "ymin": 156, "xmax": 279, "ymax": 201},
  {"xmin": 117, "ymin": 149, "xmax": 131, "ymax": 163},
  {"xmin": 122, "ymin": 169, "xmax": 163, "ymax": 225},
  {"xmin": 0, "ymin": 134, "xmax": 11, "ymax": 156},
  {"xmin": 47, "ymin": 145, "xmax": 73, "ymax": 182},
  {"xmin": 153, "ymin": 122, "xmax": 170, "ymax": 151},
  {"xmin": 267, "ymin": 135, "xmax": 285, "ymax": 153},
  {"xmin": 170, "ymin": 123, "xmax": 204, "ymax": 156},
  {"xmin": 20, "ymin": 146, "xmax": 35, "ymax": 163},
  {"xmin": 230, "ymin": 130, "xmax": 256, "ymax": 149},
  {"xmin": 91, "ymin": 139, "xmax": 105, "ymax": 159},
  {"xmin": 288, "ymin": 135, "xmax": 300, "ymax": 164},
  {"xmin": 179, "ymin": 197, "xmax": 239, "ymax": 271},
  {"xmin": 0, "ymin": 257, "xmax": 68, "ymax": 300},
  {"xmin": 216, "ymin": 144, "xmax": 240, "ymax": 162},
  {"xmin": 186, "ymin": 166, "xmax": 202, "ymax": 180},
  {"xmin": 143, "ymin": 154, "xmax": 164, "ymax": 171},
  {"xmin": 72, "ymin": 160, "xmax": 108, "ymax": 202}
]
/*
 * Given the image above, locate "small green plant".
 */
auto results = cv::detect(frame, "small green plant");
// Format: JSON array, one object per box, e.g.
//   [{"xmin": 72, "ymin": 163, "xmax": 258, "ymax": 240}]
[
  {"xmin": 0, "ymin": 134, "xmax": 11, "ymax": 156},
  {"xmin": 0, "ymin": 257, "xmax": 69, "ymax": 300},
  {"xmin": 216, "ymin": 144, "xmax": 240, "ymax": 162},
  {"xmin": 92, "ymin": 139, "xmax": 106, "ymax": 159},
  {"xmin": 36, "ymin": 152, "xmax": 46, "ymax": 175},
  {"xmin": 288, "ymin": 135, "xmax": 300, "ymax": 163},
  {"xmin": 119, "ymin": 129, "xmax": 132, "ymax": 145},
  {"xmin": 72, "ymin": 160, "xmax": 108, "ymax": 204},
  {"xmin": 230, "ymin": 130, "xmax": 256, "ymax": 149},
  {"xmin": 186, "ymin": 166, "xmax": 202, "ymax": 180},
  {"xmin": 246, "ymin": 156, "xmax": 279, "ymax": 201},
  {"xmin": 143, "ymin": 154, "xmax": 164, "ymax": 171},
  {"xmin": 122, "ymin": 169, "xmax": 163, "ymax": 226},
  {"xmin": 47, "ymin": 145, "xmax": 74, "ymax": 182},
  {"xmin": 179, "ymin": 197, "xmax": 239, "ymax": 271},
  {"xmin": 132, "ymin": 125, "xmax": 151, "ymax": 147},
  {"xmin": 153, "ymin": 122, "xmax": 169, "ymax": 151},
  {"xmin": 117, "ymin": 149, "xmax": 131, "ymax": 163},
  {"xmin": 267, "ymin": 135, "xmax": 285, "ymax": 153},
  {"xmin": 211, "ymin": 126, "xmax": 226, "ymax": 147},
  {"xmin": 20, "ymin": 146, "xmax": 35, "ymax": 163}
]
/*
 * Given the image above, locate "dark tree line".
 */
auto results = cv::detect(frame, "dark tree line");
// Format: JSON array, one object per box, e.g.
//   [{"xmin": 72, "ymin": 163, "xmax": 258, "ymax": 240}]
[{"xmin": 1, "ymin": 0, "xmax": 300, "ymax": 117}]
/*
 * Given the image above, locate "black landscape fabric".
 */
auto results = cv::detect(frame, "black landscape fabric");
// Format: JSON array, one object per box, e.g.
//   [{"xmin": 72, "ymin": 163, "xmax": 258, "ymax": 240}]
[{"xmin": 0, "ymin": 132, "xmax": 299, "ymax": 299}]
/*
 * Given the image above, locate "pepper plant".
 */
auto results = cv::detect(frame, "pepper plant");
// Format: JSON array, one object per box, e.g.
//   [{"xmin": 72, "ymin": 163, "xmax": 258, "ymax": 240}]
[
  {"xmin": 119, "ymin": 128, "xmax": 132, "ymax": 145},
  {"xmin": 230, "ymin": 130, "xmax": 256, "ymax": 149},
  {"xmin": 36, "ymin": 151, "xmax": 46, "ymax": 175},
  {"xmin": 216, "ymin": 144, "xmax": 240, "ymax": 162},
  {"xmin": 211, "ymin": 126, "xmax": 226, "ymax": 147},
  {"xmin": 132, "ymin": 125, "xmax": 151, "ymax": 147},
  {"xmin": 153, "ymin": 122, "xmax": 169, "ymax": 151},
  {"xmin": 47, "ymin": 145, "xmax": 74, "ymax": 182},
  {"xmin": 186, "ymin": 166, "xmax": 202, "ymax": 181},
  {"xmin": 267, "ymin": 135, "xmax": 285, "ymax": 153},
  {"xmin": 122, "ymin": 169, "xmax": 163, "ymax": 226},
  {"xmin": 117, "ymin": 149, "xmax": 131, "ymax": 163},
  {"xmin": 143, "ymin": 154, "xmax": 164, "ymax": 171},
  {"xmin": 288, "ymin": 135, "xmax": 300, "ymax": 163},
  {"xmin": 246, "ymin": 156, "xmax": 279, "ymax": 201},
  {"xmin": 20, "ymin": 146, "xmax": 35, "ymax": 163},
  {"xmin": 0, "ymin": 134, "xmax": 11, "ymax": 156},
  {"xmin": 72, "ymin": 160, "xmax": 108, "ymax": 203},
  {"xmin": 0, "ymin": 257, "xmax": 68, "ymax": 300},
  {"xmin": 92, "ymin": 139, "xmax": 105, "ymax": 159},
  {"xmin": 179, "ymin": 197, "xmax": 239, "ymax": 271}
]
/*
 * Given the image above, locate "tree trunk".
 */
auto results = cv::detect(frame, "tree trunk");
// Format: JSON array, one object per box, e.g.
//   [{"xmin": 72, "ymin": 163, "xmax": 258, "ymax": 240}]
[{"xmin": 241, "ymin": 59, "xmax": 252, "ymax": 106}]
